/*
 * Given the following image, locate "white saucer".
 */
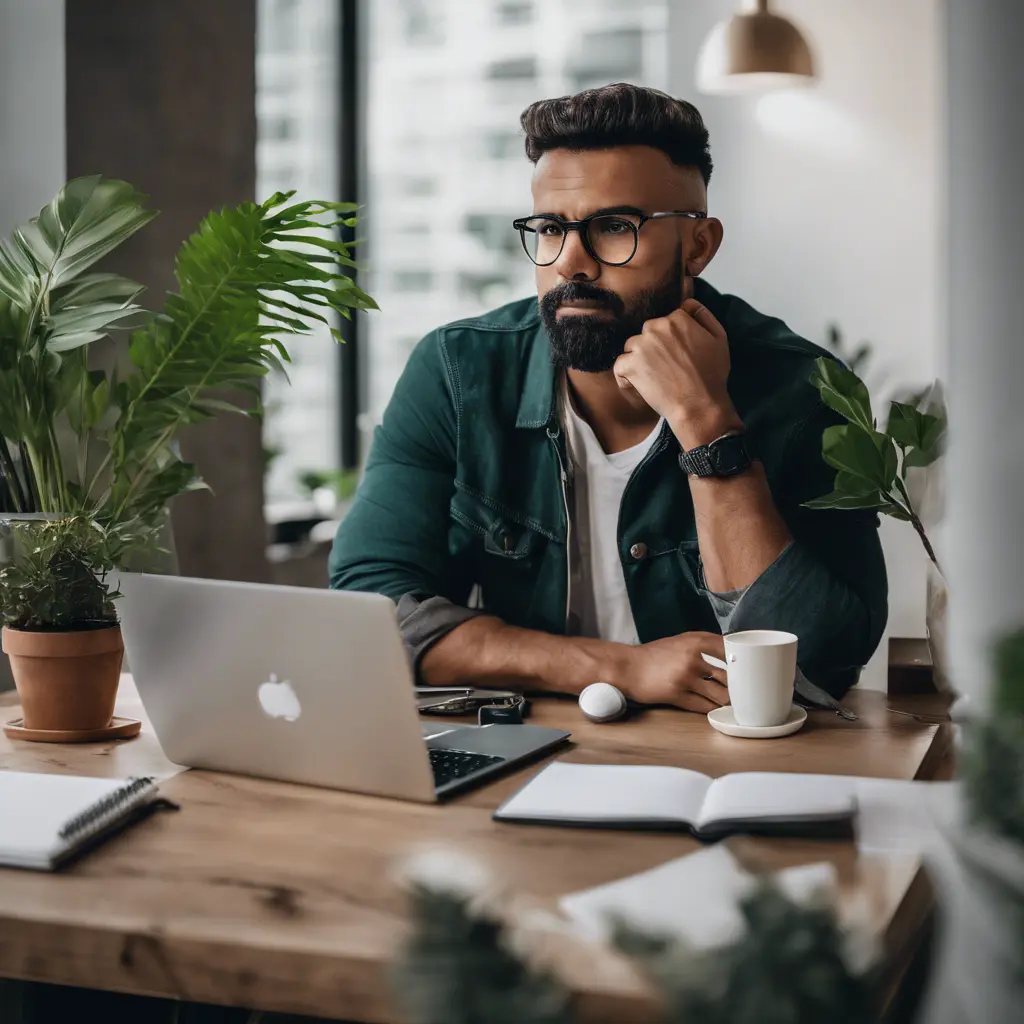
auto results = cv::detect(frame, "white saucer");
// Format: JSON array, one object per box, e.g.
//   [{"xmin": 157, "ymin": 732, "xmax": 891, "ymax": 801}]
[{"xmin": 707, "ymin": 704, "xmax": 807, "ymax": 739}]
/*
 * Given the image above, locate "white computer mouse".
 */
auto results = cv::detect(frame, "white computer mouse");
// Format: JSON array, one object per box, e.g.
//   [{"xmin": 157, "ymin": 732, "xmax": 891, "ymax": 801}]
[{"xmin": 578, "ymin": 682, "xmax": 627, "ymax": 723}]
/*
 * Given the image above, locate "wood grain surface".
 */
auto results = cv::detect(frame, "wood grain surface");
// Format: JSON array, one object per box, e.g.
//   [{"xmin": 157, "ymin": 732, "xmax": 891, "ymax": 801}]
[{"xmin": 0, "ymin": 678, "xmax": 951, "ymax": 1022}]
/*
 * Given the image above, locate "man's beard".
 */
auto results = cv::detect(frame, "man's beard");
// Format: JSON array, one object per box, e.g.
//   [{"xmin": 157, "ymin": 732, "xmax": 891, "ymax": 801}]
[{"xmin": 539, "ymin": 250, "xmax": 684, "ymax": 373}]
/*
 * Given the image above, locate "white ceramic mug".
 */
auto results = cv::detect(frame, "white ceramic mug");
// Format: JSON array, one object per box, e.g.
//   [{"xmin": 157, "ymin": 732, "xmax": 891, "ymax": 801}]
[{"xmin": 702, "ymin": 629, "xmax": 798, "ymax": 728}]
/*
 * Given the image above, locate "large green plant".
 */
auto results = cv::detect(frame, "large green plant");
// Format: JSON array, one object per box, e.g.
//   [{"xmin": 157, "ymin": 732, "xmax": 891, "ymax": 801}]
[
  {"xmin": 0, "ymin": 175, "xmax": 375, "ymax": 530},
  {"xmin": 805, "ymin": 357, "xmax": 946, "ymax": 570},
  {"xmin": 0, "ymin": 175, "xmax": 375, "ymax": 629}
]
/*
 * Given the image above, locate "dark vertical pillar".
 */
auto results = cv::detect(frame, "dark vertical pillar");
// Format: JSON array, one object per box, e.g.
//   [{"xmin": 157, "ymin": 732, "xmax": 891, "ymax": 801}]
[
  {"xmin": 338, "ymin": 0, "xmax": 361, "ymax": 470},
  {"xmin": 65, "ymin": 0, "xmax": 268, "ymax": 582}
]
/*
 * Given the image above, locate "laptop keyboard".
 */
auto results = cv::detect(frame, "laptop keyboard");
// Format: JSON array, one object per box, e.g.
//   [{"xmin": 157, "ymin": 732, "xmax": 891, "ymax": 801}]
[{"xmin": 429, "ymin": 748, "xmax": 505, "ymax": 788}]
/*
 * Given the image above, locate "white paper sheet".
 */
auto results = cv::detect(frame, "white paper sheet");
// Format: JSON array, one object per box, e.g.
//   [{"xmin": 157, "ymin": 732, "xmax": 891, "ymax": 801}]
[{"xmin": 560, "ymin": 845, "xmax": 838, "ymax": 948}]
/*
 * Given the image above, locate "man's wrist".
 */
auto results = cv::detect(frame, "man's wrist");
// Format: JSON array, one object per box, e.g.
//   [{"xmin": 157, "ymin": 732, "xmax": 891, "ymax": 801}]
[{"xmin": 667, "ymin": 401, "xmax": 744, "ymax": 450}]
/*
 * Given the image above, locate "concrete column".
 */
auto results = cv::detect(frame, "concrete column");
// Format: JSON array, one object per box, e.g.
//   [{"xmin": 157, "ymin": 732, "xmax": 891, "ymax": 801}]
[
  {"xmin": 946, "ymin": 0, "xmax": 1024, "ymax": 707},
  {"xmin": 64, "ymin": 0, "xmax": 268, "ymax": 583}
]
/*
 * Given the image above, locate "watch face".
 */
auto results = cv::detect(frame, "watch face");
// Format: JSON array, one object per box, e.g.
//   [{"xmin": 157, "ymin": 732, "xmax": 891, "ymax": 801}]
[{"xmin": 710, "ymin": 435, "xmax": 750, "ymax": 476}]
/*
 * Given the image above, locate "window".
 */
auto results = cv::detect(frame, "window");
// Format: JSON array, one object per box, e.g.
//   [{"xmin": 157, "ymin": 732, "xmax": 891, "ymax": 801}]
[
  {"xmin": 261, "ymin": 0, "xmax": 300, "ymax": 54},
  {"xmin": 261, "ymin": 115, "xmax": 298, "ymax": 141},
  {"xmin": 256, "ymin": 0, "xmax": 341, "ymax": 507},
  {"xmin": 465, "ymin": 213, "xmax": 522, "ymax": 257},
  {"xmin": 400, "ymin": 176, "xmax": 438, "ymax": 197},
  {"xmin": 496, "ymin": 1, "xmax": 533, "ymax": 26},
  {"xmin": 486, "ymin": 57, "xmax": 538, "ymax": 82},
  {"xmin": 363, "ymin": 0, "xmax": 669, "ymax": 429},
  {"xmin": 568, "ymin": 28, "xmax": 644, "ymax": 91},
  {"xmin": 393, "ymin": 270, "xmax": 435, "ymax": 292},
  {"xmin": 481, "ymin": 131, "xmax": 523, "ymax": 161}
]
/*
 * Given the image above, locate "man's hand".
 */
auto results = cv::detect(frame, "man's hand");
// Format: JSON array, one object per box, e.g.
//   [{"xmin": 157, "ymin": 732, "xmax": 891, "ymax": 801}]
[
  {"xmin": 613, "ymin": 298, "xmax": 742, "ymax": 448},
  {"xmin": 623, "ymin": 632, "xmax": 731, "ymax": 713}
]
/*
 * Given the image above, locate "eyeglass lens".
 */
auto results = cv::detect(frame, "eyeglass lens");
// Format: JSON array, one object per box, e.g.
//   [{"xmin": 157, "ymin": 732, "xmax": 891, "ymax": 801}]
[{"xmin": 520, "ymin": 215, "xmax": 639, "ymax": 266}]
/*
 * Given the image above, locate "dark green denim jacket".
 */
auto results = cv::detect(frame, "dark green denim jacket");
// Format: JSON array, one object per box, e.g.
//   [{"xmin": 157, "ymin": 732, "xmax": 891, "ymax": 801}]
[{"xmin": 330, "ymin": 280, "xmax": 888, "ymax": 697}]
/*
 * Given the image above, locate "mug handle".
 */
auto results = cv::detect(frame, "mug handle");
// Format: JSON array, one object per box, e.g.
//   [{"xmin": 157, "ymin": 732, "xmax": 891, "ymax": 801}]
[{"xmin": 701, "ymin": 652, "xmax": 729, "ymax": 671}]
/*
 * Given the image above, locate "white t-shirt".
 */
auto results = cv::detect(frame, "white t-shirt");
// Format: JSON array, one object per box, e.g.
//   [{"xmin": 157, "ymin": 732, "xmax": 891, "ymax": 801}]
[{"xmin": 561, "ymin": 378, "xmax": 663, "ymax": 645}]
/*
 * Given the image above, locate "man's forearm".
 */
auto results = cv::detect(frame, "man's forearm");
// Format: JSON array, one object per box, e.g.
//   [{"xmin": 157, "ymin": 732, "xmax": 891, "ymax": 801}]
[
  {"xmin": 672, "ymin": 411, "xmax": 792, "ymax": 593},
  {"xmin": 690, "ymin": 465, "xmax": 792, "ymax": 591},
  {"xmin": 419, "ymin": 615, "xmax": 629, "ymax": 695}
]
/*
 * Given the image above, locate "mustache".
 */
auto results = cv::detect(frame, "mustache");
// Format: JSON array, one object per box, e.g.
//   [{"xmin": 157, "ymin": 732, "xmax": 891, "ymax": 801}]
[{"xmin": 540, "ymin": 281, "xmax": 626, "ymax": 316}]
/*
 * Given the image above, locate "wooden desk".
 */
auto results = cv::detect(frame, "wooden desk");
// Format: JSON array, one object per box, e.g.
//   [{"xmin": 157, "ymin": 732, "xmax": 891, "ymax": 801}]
[{"xmin": 0, "ymin": 679, "xmax": 951, "ymax": 1023}]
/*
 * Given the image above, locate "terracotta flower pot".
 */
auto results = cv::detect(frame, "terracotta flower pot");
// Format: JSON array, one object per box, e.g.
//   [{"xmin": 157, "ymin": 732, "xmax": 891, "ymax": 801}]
[{"xmin": 1, "ymin": 625, "xmax": 124, "ymax": 732}]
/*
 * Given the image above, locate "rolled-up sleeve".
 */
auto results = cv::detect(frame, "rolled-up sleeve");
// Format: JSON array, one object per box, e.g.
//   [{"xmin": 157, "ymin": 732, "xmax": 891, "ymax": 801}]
[
  {"xmin": 396, "ymin": 593, "xmax": 484, "ymax": 677},
  {"xmin": 703, "ymin": 402, "xmax": 889, "ymax": 698}
]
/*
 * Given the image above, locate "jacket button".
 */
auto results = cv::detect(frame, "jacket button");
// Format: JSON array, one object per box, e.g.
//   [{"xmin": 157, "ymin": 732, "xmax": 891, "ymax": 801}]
[{"xmin": 629, "ymin": 541, "xmax": 648, "ymax": 561}]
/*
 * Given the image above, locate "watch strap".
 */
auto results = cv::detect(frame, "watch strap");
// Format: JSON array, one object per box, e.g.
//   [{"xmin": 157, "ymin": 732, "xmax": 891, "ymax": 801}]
[
  {"xmin": 679, "ymin": 431, "xmax": 752, "ymax": 478},
  {"xmin": 679, "ymin": 443, "xmax": 716, "ymax": 477}
]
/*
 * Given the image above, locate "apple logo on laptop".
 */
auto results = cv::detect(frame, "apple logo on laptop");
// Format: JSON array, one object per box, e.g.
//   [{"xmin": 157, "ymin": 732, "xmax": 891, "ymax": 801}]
[{"xmin": 257, "ymin": 673, "xmax": 302, "ymax": 722}]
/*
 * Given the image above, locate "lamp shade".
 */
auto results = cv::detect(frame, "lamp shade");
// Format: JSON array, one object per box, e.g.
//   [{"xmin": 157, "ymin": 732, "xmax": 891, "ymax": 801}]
[{"xmin": 696, "ymin": 1, "xmax": 816, "ymax": 96}]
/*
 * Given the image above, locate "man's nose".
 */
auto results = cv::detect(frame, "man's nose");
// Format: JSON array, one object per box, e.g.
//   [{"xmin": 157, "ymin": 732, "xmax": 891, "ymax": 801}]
[{"xmin": 553, "ymin": 228, "xmax": 599, "ymax": 282}]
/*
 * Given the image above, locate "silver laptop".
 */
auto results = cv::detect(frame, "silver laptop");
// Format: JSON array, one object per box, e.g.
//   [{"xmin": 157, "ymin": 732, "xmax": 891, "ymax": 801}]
[{"xmin": 117, "ymin": 574, "xmax": 569, "ymax": 801}]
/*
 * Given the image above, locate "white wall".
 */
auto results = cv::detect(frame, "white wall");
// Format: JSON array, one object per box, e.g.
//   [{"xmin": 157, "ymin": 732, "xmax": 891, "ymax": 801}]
[
  {"xmin": 0, "ymin": 0, "xmax": 64, "ymax": 691},
  {"xmin": 946, "ymin": 0, "xmax": 1024, "ymax": 709},
  {"xmin": 669, "ymin": 0, "xmax": 944, "ymax": 688},
  {"xmin": 0, "ymin": 0, "xmax": 65, "ymax": 235}
]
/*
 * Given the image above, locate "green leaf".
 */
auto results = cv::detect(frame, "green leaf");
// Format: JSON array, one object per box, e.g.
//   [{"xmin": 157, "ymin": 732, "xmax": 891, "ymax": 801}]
[
  {"xmin": 809, "ymin": 356, "xmax": 875, "ymax": 433},
  {"xmin": 45, "ymin": 330, "xmax": 109, "ymax": 353},
  {"xmin": 834, "ymin": 470, "xmax": 880, "ymax": 497},
  {"xmin": 821, "ymin": 424, "xmax": 897, "ymax": 491},
  {"xmin": 194, "ymin": 397, "xmax": 247, "ymax": 416},
  {"xmin": 888, "ymin": 401, "xmax": 947, "ymax": 468},
  {"xmin": 102, "ymin": 193, "xmax": 376, "ymax": 525},
  {"xmin": 904, "ymin": 446, "xmax": 940, "ymax": 469},
  {"xmin": 9, "ymin": 176, "xmax": 157, "ymax": 292},
  {"xmin": 45, "ymin": 300, "xmax": 150, "ymax": 351},
  {"xmin": 804, "ymin": 489, "xmax": 886, "ymax": 511},
  {"xmin": 50, "ymin": 272, "xmax": 145, "ymax": 312},
  {"xmin": 886, "ymin": 402, "xmax": 921, "ymax": 447}
]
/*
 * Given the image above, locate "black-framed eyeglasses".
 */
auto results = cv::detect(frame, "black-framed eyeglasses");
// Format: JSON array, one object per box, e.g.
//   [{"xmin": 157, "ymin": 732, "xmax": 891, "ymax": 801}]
[{"xmin": 511, "ymin": 209, "xmax": 707, "ymax": 267}]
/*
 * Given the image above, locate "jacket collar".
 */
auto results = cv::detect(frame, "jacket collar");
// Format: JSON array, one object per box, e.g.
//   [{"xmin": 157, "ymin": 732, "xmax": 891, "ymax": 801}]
[
  {"xmin": 513, "ymin": 278, "xmax": 726, "ymax": 430},
  {"xmin": 515, "ymin": 316, "xmax": 558, "ymax": 429}
]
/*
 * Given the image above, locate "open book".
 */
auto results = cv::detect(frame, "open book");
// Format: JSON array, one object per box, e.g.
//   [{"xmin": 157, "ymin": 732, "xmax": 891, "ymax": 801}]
[
  {"xmin": 493, "ymin": 762, "xmax": 857, "ymax": 840},
  {"xmin": 0, "ymin": 772, "xmax": 168, "ymax": 871}
]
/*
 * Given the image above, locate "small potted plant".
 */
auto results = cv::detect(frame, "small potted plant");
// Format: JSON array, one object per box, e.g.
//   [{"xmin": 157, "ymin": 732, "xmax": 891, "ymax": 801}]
[
  {"xmin": 0, "ymin": 176, "xmax": 376, "ymax": 737},
  {"xmin": 0, "ymin": 516, "xmax": 131, "ymax": 732}
]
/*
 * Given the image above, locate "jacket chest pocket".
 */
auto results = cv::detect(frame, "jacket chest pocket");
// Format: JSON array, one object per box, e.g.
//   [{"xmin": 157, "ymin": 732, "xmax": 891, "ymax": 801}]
[{"xmin": 449, "ymin": 490, "xmax": 546, "ymax": 625}]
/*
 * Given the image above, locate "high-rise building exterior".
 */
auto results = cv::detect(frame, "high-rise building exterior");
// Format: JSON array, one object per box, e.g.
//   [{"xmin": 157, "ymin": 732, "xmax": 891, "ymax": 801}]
[
  {"xmin": 363, "ymin": 0, "xmax": 668, "ymax": 429},
  {"xmin": 257, "ymin": 0, "xmax": 341, "ymax": 505},
  {"xmin": 258, "ymin": 0, "xmax": 667, "ymax": 503}
]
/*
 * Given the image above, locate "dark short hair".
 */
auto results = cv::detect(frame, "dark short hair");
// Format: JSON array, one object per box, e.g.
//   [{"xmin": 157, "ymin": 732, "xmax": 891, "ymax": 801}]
[{"xmin": 520, "ymin": 83, "xmax": 713, "ymax": 185}]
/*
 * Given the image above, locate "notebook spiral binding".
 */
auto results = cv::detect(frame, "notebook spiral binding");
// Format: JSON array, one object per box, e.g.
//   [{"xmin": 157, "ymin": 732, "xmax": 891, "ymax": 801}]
[{"xmin": 57, "ymin": 776, "xmax": 157, "ymax": 843}]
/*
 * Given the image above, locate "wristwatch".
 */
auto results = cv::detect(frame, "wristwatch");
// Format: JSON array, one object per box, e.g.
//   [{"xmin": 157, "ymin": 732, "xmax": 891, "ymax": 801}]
[{"xmin": 679, "ymin": 431, "xmax": 754, "ymax": 478}]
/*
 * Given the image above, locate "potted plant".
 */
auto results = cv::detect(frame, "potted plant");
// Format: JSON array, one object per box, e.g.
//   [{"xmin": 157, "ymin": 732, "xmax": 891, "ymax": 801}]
[
  {"xmin": 0, "ymin": 176, "xmax": 376, "ymax": 736},
  {"xmin": 805, "ymin": 358, "xmax": 948, "ymax": 680},
  {"xmin": 0, "ymin": 516, "xmax": 131, "ymax": 731}
]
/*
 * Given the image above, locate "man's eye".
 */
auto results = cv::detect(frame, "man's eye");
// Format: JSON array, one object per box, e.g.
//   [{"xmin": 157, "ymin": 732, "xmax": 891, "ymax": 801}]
[
  {"xmin": 537, "ymin": 223, "xmax": 562, "ymax": 236},
  {"xmin": 594, "ymin": 219, "xmax": 631, "ymax": 235}
]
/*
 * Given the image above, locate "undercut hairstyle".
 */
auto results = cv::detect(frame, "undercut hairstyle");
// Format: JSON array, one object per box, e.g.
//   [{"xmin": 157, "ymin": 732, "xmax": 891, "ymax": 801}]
[{"xmin": 520, "ymin": 83, "xmax": 713, "ymax": 185}]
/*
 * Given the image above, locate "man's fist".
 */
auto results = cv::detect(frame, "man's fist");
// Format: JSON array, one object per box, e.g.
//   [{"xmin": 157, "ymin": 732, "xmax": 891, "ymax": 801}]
[{"xmin": 613, "ymin": 299, "xmax": 742, "ymax": 448}]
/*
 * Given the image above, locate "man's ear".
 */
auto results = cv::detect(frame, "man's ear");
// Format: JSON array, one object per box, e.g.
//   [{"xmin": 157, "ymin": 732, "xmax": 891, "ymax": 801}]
[{"xmin": 686, "ymin": 217, "xmax": 724, "ymax": 277}]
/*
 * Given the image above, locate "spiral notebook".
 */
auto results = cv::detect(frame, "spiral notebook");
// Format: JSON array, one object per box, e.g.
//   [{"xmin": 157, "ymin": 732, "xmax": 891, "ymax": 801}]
[{"xmin": 0, "ymin": 772, "xmax": 168, "ymax": 871}]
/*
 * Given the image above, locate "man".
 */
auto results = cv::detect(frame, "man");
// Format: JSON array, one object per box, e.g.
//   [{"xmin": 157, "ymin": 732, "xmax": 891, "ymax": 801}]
[{"xmin": 331, "ymin": 84, "xmax": 887, "ymax": 709}]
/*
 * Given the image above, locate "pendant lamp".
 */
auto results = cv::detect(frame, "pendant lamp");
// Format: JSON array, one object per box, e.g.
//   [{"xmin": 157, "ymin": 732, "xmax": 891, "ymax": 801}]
[{"xmin": 696, "ymin": 0, "xmax": 816, "ymax": 96}]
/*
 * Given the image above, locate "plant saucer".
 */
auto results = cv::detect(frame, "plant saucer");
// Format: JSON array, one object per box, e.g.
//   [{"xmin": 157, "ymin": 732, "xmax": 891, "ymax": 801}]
[{"xmin": 3, "ymin": 716, "xmax": 141, "ymax": 743}]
